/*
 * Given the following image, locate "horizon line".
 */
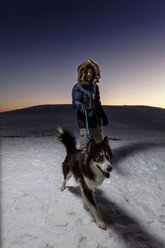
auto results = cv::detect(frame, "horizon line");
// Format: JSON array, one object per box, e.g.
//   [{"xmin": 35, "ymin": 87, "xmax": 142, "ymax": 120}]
[{"xmin": 0, "ymin": 103, "xmax": 165, "ymax": 113}]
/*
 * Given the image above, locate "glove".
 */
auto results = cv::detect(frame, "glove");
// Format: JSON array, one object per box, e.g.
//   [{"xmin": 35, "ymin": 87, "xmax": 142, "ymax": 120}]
[
  {"xmin": 79, "ymin": 104, "xmax": 89, "ymax": 112},
  {"xmin": 102, "ymin": 115, "xmax": 108, "ymax": 126}
]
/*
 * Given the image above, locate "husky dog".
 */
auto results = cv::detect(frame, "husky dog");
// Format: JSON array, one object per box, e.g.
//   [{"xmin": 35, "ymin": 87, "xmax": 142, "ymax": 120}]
[{"xmin": 57, "ymin": 128, "xmax": 112, "ymax": 230}]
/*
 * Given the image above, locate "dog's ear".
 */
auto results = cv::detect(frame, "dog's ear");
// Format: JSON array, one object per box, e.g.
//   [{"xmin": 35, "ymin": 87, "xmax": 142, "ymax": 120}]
[
  {"xmin": 87, "ymin": 139, "xmax": 95, "ymax": 153},
  {"xmin": 84, "ymin": 139, "xmax": 95, "ymax": 166},
  {"xmin": 102, "ymin": 136, "xmax": 109, "ymax": 147}
]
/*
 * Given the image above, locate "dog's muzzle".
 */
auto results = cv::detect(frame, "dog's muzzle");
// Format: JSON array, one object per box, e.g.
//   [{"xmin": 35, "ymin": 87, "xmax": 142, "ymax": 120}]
[
  {"xmin": 107, "ymin": 165, "xmax": 112, "ymax": 172},
  {"xmin": 97, "ymin": 164, "xmax": 112, "ymax": 179}
]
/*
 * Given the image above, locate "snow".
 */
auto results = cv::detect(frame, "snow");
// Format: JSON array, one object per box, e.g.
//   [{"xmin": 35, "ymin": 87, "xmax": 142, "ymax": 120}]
[{"xmin": 0, "ymin": 105, "xmax": 165, "ymax": 248}]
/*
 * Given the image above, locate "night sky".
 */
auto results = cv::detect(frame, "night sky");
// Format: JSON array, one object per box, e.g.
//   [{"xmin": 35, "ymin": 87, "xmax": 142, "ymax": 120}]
[{"xmin": 1, "ymin": 0, "xmax": 165, "ymax": 112}]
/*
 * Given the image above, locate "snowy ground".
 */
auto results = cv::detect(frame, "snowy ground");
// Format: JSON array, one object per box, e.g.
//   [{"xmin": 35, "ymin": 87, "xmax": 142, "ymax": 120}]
[{"xmin": 1, "ymin": 105, "xmax": 165, "ymax": 248}]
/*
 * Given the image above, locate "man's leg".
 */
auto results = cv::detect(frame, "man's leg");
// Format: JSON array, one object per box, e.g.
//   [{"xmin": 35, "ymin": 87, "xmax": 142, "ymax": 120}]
[
  {"xmin": 80, "ymin": 125, "xmax": 102, "ymax": 149},
  {"xmin": 80, "ymin": 128, "xmax": 87, "ymax": 149},
  {"xmin": 92, "ymin": 124, "xmax": 102, "ymax": 143}
]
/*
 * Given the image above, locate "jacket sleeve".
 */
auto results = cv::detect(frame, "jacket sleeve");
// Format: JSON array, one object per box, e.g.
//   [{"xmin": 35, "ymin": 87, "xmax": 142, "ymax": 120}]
[
  {"xmin": 72, "ymin": 84, "xmax": 83, "ymax": 110},
  {"xmin": 96, "ymin": 85, "xmax": 107, "ymax": 119}
]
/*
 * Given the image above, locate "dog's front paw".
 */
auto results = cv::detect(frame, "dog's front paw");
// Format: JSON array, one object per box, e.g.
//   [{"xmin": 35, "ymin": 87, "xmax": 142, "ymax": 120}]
[
  {"xmin": 60, "ymin": 186, "xmax": 65, "ymax": 191},
  {"xmin": 96, "ymin": 220, "xmax": 107, "ymax": 230},
  {"xmin": 83, "ymin": 204, "xmax": 89, "ymax": 211}
]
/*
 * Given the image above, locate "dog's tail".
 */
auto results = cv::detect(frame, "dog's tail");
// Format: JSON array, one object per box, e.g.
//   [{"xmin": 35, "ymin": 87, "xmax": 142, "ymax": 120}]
[{"xmin": 57, "ymin": 127, "xmax": 77, "ymax": 153}]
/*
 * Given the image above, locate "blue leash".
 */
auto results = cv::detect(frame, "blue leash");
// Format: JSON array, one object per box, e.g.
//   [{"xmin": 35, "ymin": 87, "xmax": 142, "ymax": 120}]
[{"xmin": 80, "ymin": 108, "xmax": 90, "ymax": 150}]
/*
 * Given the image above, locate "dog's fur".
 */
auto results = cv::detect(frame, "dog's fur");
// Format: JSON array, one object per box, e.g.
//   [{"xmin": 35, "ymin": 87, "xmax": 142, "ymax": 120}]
[{"xmin": 57, "ymin": 127, "xmax": 113, "ymax": 230}]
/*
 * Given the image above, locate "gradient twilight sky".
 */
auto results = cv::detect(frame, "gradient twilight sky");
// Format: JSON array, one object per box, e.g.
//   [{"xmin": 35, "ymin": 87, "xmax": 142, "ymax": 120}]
[{"xmin": 0, "ymin": 0, "xmax": 165, "ymax": 112}]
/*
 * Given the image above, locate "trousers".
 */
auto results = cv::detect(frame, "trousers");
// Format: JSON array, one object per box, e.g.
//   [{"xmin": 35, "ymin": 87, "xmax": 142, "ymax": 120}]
[{"xmin": 80, "ymin": 124, "xmax": 102, "ymax": 149}]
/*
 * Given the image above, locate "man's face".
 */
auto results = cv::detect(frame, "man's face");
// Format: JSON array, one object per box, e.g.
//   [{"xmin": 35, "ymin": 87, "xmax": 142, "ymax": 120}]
[{"xmin": 85, "ymin": 69, "xmax": 93, "ymax": 82}]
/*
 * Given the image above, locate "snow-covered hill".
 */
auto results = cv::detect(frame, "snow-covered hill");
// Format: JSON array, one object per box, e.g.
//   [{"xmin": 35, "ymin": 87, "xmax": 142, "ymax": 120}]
[
  {"xmin": 1, "ymin": 105, "xmax": 165, "ymax": 248},
  {"xmin": 0, "ymin": 104, "xmax": 165, "ymax": 137}
]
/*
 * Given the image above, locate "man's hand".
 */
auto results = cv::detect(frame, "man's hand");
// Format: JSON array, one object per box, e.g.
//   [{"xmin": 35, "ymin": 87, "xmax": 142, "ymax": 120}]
[
  {"xmin": 102, "ymin": 115, "xmax": 108, "ymax": 126},
  {"xmin": 79, "ymin": 104, "xmax": 89, "ymax": 112}
]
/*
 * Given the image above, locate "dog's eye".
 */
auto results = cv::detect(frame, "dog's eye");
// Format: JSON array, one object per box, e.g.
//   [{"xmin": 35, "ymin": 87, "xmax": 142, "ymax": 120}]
[
  {"xmin": 95, "ymin": 156, "xmax": 99, "ymax": 161},
  {"xmin": 95, "ymin": 156, "xmax": 100, "ymax": 162},
  {"xmin": 95, "ymin": 154, "xmax": 104, "ymax": 163}
]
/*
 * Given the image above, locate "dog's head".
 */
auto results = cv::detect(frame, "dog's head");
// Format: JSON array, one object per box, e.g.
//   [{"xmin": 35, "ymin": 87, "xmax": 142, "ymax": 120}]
[{"xmin": 84, "ymin": 136, "xmax": 112, "ymax": 178}]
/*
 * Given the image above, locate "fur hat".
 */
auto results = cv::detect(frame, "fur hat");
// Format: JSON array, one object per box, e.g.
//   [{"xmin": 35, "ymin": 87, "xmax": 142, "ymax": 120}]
[{"xmin": 77, "ymin": 58, "xmax": 101, "ymax": 84}]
